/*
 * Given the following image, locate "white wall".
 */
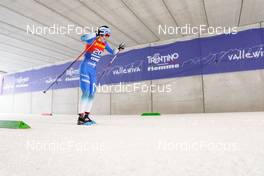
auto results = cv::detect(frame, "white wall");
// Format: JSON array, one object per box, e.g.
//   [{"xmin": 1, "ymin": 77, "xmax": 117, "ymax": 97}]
[
  {"xmin": 52, "ymin": 88, "xmax": 79, "ymax": 114},
  {"xmin": 31, "ymin": 91, "xmax": 52, "ymax": 114},
  {"xmin": 152, "ymin": 76, "xmax": 204, "ymax": 114},
  {"xmin": 0, "ymin": 94, "xmax": 13, "ymax": 113},
  {"xmin": 13, "ymin": 93, "xmax": 31, "ymax": 114},
  {"xmin": 110, "ymin": 81, "xmax": 152, "ymax": 115},
  {"xmin": 203, "ymin": 70, "xmax": 264, "ymax": 112},
  {"xmin": 91, "ymin": 93, "xmax": 111, "ymax": 115}
]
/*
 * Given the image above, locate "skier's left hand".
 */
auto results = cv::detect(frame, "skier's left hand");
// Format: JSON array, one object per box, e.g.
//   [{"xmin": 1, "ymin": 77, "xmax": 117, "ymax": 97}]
[{"xmin": 118, "ymin": 42, "xmax": 125, "ymax": 51}]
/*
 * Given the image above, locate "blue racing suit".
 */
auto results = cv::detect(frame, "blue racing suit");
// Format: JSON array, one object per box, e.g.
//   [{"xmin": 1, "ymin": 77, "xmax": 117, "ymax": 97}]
[{"xmin": 79, "ymin": 33, "xmax": 117, "ymax": 114}]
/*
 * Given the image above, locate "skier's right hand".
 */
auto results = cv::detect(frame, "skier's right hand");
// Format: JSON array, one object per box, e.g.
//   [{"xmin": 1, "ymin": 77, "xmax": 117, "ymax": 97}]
[{"xmin": 118, "ymin": 42, "xmax": 125, "ymax": 51}]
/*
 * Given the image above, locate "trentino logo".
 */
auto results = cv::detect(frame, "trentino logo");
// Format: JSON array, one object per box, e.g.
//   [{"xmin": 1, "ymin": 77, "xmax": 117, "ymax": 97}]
[
  {"xmin": 147, "ymin": 53, "xmax": 179, "ymax": 64},
  {"xmin": 147, "ymin": 52, "xmax": 180, "ymax": 71}
]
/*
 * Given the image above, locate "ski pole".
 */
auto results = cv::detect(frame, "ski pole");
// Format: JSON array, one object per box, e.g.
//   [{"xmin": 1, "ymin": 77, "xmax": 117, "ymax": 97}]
[
  {"xmin": 43, "ymin": 50, "xmax": 86, "ymax": 94},
  {"xmin": 97, "ymin": 42, "xmax": 125, "ymax": 83},
  {"xmin": 43, "ymin": 39, "xmax": 98, "ymax": 94},
  {"xmin": 97, "ymin": 42, "xmax": 125, "ymax": 84}
]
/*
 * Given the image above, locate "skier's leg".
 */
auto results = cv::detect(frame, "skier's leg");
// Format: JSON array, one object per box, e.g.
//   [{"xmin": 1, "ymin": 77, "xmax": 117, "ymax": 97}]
[
  {"xmin": 78, "ymin": 61, "xmax": 93, "ymax": 124},
  {"xmin": 78, "ymin": 66, "xmax": 96, "ymax": 125},
  {"xmin": 79, "ymin": 74, "xmax": 91, "ymax": 113},
  {"xmin": 85, "ymin": 70, "xmax": 97, "ymax": 114},
  {"xmin": 78, "ymin": 73, "xmax": 90, "ymax": 125}
]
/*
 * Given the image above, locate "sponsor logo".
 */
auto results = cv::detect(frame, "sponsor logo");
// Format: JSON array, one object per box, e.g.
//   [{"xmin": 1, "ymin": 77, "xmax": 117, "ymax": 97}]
[
  {"xmin": 45, "ymin": 77, "xmax": 62, "ymax": 84},
  {"xmin": 147, "ymin": 52, "xmax": 180, "ymax": 71},
  {"xmin": 228, "ymin": 47, "xmax": 264, "ymax": 61},
  {"xmin": 16, "ymin": 77, "xmax": 29, "ymax": 84},
  {"xmin": 113, "ymin": 66, "xmax": 141, "ymax": 75},
  {"xmin": 15, "ymin": 77, "xmax": 29, "ymax": 88},
  {"xmin": 65, "ymin": 67, "xmax": 79, "ymax": 81},
  {"xmin": 91, "ymin": 57, "xmax": 100, "ymax": 62},
  {"xmin": 148, "ymin": 53, "xmax": 179, "ymax": 64},
  {"xmin": 182, "ymin": 44, "xmax": 264, "ymax": 67},
  {"xmin": 3, "ymin": 83, "xmax": 14, "ymax": 90},
  {"xmin": 111, "ymin": 60, "xmax": 144, "ymax": 76}
]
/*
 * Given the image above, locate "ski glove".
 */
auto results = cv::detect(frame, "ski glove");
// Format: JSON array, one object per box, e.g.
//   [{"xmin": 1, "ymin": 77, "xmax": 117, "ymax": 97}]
[{"xmin": 118, "ymin": 42, "xmax": 126, "ymax": 50}]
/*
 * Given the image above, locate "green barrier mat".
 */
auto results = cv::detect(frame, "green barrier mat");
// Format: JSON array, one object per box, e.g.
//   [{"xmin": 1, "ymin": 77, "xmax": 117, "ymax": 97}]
[
  {"xmin": 0, "ymin": 120, "xmax": 31, "ymax": 129},
  {"xmin": 141, "ymin": 112, "xmax": 161, "ymax": 116}
]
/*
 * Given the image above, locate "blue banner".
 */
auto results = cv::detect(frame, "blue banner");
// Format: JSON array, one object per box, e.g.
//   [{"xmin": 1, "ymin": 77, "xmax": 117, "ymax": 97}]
[
  {"xmin": 1, "ymin": 28, "xmax": 264, "ymax": 95},
  {"xmin": 0, "ymin": 75, "xmax": 3, "ymax": 95}
]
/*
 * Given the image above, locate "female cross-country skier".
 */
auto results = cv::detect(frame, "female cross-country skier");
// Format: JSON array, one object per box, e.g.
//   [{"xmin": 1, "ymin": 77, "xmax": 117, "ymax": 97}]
[{"xmin": 78, "ymin": 26, "xmax": 125, "ymax": 125}]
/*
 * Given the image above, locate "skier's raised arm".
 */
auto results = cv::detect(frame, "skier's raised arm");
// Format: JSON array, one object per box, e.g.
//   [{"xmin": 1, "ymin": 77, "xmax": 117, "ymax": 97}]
[
  {"xmin": 105, "ymin": 42, "xmax": 126, "ymax": 55},
  {"xmin": 105, "ymin": 42, "xmax": 118, "ymax": 55}
]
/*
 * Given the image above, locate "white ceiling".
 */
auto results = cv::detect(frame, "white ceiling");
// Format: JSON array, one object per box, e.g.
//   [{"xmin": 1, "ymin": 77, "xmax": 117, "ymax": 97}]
[{"xmin": 0, "ymin": 0, "xmax": 263, "ymax": 73}]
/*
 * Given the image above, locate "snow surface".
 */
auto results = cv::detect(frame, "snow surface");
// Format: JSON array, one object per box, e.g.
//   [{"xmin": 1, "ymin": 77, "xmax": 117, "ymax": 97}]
[{"xmin": 1, "ymin": 112, "xmax": 264, "ymax": 176}]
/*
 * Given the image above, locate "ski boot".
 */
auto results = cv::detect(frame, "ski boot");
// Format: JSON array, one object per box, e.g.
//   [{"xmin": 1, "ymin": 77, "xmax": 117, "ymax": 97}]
[{"xmin": 77, "ymin": 113, "xmax": 96, "ymax": 126}]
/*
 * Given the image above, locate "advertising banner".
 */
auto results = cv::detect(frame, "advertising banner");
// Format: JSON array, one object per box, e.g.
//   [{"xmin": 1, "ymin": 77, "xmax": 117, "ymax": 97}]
[{"xmin": 2, "ymin": 28, "xmax": 264, "ymax": 94}]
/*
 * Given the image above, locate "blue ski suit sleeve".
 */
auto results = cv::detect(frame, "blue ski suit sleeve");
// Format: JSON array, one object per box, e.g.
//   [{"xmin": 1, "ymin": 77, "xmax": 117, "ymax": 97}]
[
  {"xmin": 81, "ymin": 33, "xmax": 97, "ymax": 44},
  {"xmin": 105, "ymin": 42, "xmax": 118, "ymax": 55}
]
